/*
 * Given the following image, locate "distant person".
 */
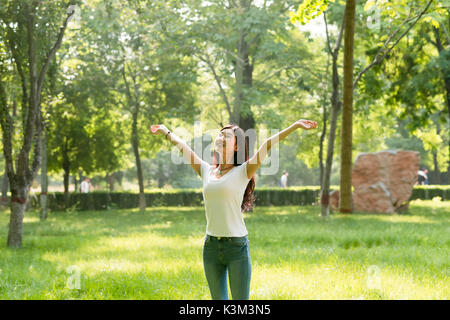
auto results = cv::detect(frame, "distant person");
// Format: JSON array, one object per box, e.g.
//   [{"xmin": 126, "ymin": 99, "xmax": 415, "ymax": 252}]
[
  {"xmin": 80, "ymin": 177, "xmax": 92, "ymax": 193},
  {"xmin": 280, "ymin": 171, "xmax": 288, "ymax": 188},
  {"xmin": 417, "ymin": 168, "xmax": 428, "ymax": 185}
]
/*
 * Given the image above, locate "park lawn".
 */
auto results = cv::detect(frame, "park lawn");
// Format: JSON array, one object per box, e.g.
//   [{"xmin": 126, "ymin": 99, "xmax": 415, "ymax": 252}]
[{"xmin": 0, "ymin": 199, "xmax": 448, "ymax": 300}]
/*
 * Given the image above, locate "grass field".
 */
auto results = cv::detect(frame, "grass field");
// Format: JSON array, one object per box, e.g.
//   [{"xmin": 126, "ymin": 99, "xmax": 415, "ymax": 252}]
[{"xmin": 0, "ymin": 199, "xmax": 449, "ymax": 300}]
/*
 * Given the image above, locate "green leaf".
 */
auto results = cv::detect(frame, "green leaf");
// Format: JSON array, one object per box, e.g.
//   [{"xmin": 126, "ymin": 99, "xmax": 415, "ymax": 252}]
[{"xmin": 364, "ymin": 0, "xmax": 376, "ymax": 12}]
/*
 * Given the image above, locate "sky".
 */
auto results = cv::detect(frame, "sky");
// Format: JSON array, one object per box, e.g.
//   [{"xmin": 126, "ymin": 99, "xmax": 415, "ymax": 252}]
[{"xmin": 295, "ymin": 12, "xmax": 336, "ymax": 39}]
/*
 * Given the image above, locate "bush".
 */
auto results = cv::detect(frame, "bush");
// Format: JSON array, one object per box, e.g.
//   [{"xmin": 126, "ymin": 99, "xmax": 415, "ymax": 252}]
[
  {"xmin": 25, "ymin": 185, "xmax": 449, "ymax": 211},
  {"xmin": 411, "ymin": 185, "xmax": 450, "ymax": 201}
]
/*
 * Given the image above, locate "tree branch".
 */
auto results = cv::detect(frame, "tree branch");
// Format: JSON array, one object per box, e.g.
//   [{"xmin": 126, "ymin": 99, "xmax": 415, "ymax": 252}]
[
  {"xmin": 37, "ymin": 8, "xmax": 75, "ymax": 95},
  {"xmin": 333, "ymin": 5, "xmax": 346, "ymax": 56},
  {"xmin": 0, "ymin": 77, "xmax": 16, "ymax": 185},
  {"xmin": 258, "ymin": 64, "xmax": 325, "ymax": 85},
  {"xmin": 353, "ymin": 0, "xmax": 434, "ymax": 89},
  {"xmin": 196, "ymin": 52, "xmax": 233, "ymax": 119},
  {"xmin": 121, "ymin": 63, "xmax": 135, "ymax": 107},
  {"xmin": 18, "ymin": 0, "xmax": 39, "ymax": 178},
  {"xmin": 7, "ymin": 33, "xmax": 28, "ymax": 114},
  {"xmin": 324, "ymin": 13, "xmax": 333, "ymax": 55}
]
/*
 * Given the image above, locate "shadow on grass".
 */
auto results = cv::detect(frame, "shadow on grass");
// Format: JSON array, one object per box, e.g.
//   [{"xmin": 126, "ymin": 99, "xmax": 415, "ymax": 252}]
[
  {"xmin": 0, "ymin": 207, "xmax": 209, "ymax": 299},
  {"xmin": 0, "ymin": 202, "xmax": 448, "ymax": 299},
  {"xmin": 2, "ymin": 203, "xmax": 447, "ymax": 257}
]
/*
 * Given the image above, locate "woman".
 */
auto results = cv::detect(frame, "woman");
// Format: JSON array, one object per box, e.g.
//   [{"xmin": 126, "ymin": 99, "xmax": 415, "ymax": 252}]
[{"xmin": 150, "ymin": 119, "xmax": 318, "ymax": 299}]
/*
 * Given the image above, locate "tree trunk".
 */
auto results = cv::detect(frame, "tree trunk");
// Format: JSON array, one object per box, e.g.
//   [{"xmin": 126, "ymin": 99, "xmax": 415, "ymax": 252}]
[
  {"xmin": 78, "ymin": 169, "xmax": 83, "ymax": 192},
  {"xmin": 339, "ymin": 0, "xmax": 356, "ymax": 214},
  {"xmin": 321, "ymin": 103, "xmax": 341, "ymax": 216},
  {"xmin": 104, "ymin": 173, "xmax": 112, "ymax": 207},
  {"xmin": 62, "ymin": 140, "xmax": 70, "ymax": 209},
  {"xmin": 233, "ymin": 32, "xmax": 257, "ymax": 157},
  {"xmin": 321, "ymin": 9, "xmax": 345, "ymax": 217},
  {"xmin": 116, "ymin": 171, "xmax": 124, "ymax": 188},
  {"xmin": 321, "ymin": 49, "xmax": 343, "ymax": 217},
  {"xmin": 157, "ymin": 160, "xmax": 164, "ymax": 188},
  {"xmin": 7, "ymin": 187, "xmax": 28, "ymax": 248},
  {"xmin": 433, "ymin": 118, "xmax": 441, "ymax": 184},
  {"xmin": 319, "ymin": 99, "xmax": 327, "ymax": 192},
  {"xmin": 1, "ymin": 171, "xmax": 9, "ymax": 206},
  {"xmin": 432, "ymin": 151, "xmax": 440, "ymax": 184},
  {"xmin": 73, "ymin": 175, "xmax": 78, "ymax": 195},
  {"xmin": 233, "ymin": 31, "xmax": 245, "ymax": 126},
  {"xmin": 40, "ymin": 128, "xmax": 48, "ymax": 220},
  {"xmin": 122, "ymin": 65, "xmax": 146, "ymax": 212},
  {"xmin": 107, "ymin": 172, "xmax": 115, "ymax": 191},
  {"xmin": 132, "ymin": 108, "xmax": 146, "ymax": 212}
]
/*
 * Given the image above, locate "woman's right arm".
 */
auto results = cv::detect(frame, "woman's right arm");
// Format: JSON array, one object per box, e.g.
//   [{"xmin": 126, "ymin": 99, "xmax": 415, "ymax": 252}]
[{"xmin": 150, "ymin": 125, "xmax": 203, "ymax": 177}]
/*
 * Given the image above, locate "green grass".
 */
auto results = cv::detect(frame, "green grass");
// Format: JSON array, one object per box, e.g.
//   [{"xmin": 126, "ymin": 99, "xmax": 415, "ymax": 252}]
[{"xmin": 0, "ymin": 199, "xmax": 449, "ymax": 300}]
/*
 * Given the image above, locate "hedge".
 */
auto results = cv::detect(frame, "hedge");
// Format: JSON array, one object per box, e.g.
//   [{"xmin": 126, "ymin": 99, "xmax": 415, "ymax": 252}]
[
  {"xmin": 410, "ymin": 185, "xmax": 450, "ymax": 201},
  {"xmin": 12, "ymin": 185, "xmax": 450, "ymax": 212}
]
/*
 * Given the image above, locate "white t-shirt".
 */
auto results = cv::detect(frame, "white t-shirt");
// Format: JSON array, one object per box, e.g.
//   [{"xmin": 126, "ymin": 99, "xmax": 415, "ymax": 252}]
[
  {"xmin": 200, "ymin": 160, "xmax": 251, "ymax": 237},
  {"xmin": 281, "ymin": 174, "xmax": 287, "ymax": 187},
  {"xmin": 80, "ymin": 181, "xmax": 90, "ymax": 193}
]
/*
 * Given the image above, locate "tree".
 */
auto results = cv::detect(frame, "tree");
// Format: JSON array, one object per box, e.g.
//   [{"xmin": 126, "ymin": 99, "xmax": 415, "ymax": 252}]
[
  {"xmin": 0, "ymin": 0, "xmax": 76, "ymax": 247},
  {"xmin": 74, "ymin": 0, "xmax": 198, "ymax": 211},
  {"xmin": 320, "ymin": 4, "xmax": 345, "ymax": 217},
  {"xmin": 184, "ymin": 0, "xmax": 307, "ymax": 156},
  {"xmin": 339, "ymin": 0, "xmax": 356, "ymax": 213},
  {"xmin": 375, "ymin": 8, "xmax": 449, "ymax": 183}
]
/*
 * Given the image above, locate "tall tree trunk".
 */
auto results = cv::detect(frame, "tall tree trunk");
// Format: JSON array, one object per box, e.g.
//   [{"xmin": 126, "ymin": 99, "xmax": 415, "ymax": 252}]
[
  {"xmin": 319, "ymin": 99, "xmax": 327, "ymax": 190},
  {"xmin": 122, "ymin": 66, "xmax": 146, "ymax": 212},
  {"xmin": 157, "ymin": 160, "xmax": 164, "ymax": 188},
  {"xmin": 1, "ymin": 171, "xmax": 8, "ymax": 206},
  {"xmin": 432, "ymin": 151, "xmax": 440, "ymax": 184},
  {"xmin": 339, "ymin": 0, "xmax": 356, "ymax": 213},
  {"xmin": 240, "ymin": 44, "xmax": 257, "ymax": 157},
  {"xmin": 233, "ymin": 31, "xmax": 245, "ymax": 126},
  {"xmin": 73, "ymin": 175, "xmax": 78, "ymax": 195},
  {"xmin": 321, "ymin": 10, "xmax": 345, "ymax": 217},
  {"xmin": 40, "ymin": 128, "xmax": 48, "ymax": 220},
  {"xmin": 433, "ymin": 118, "xmax": 441, "ymax": 184},
  {"xmin": 62, "ymin": 139, "xmax": 70, "ymax": 209},
  {"xmin": 321, "ymin": 56, "xmax": 342, "ymax": 217},
  {"xmin": 78, "ymin": 169, "xmax": 83, "ymax": 192},
  {"xmin": 321, "ymin": 102, "xmax": 341, "ymax": 216},
  {"xmin": 132, "ymin": 108, "xmax": 146, "ymax": 212},
  {"xmin": 233, "ymin": 28, "xmax": 257, "ymax": 157},
  {"xmin": 104, "ymin": 173, "xmax": 112, "ymax": 207},
  {"xmin": 107, "ymin": 172, "xmax": 115, "ymax": 191},
  {"xmin": 116, "ymin": 171, "xmax": 124, "ymax": 188}
]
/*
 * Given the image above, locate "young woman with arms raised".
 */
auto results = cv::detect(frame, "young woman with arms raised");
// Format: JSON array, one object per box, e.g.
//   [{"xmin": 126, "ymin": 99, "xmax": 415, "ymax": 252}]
[{"xmin": 150, "ymin": 119, "xmax": 318, "ymax": 300}]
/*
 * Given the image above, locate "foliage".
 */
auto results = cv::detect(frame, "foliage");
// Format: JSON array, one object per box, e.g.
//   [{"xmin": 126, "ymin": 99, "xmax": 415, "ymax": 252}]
[{"xmin": 290, "ymin": 0, "xmax": 331, "ymax": 25}]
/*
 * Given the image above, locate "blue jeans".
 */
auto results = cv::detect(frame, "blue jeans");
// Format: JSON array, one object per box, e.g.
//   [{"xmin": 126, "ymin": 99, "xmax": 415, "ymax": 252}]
[{"xmin": 202, "ymin": 235, "xmax": 252, "ymax": 300}]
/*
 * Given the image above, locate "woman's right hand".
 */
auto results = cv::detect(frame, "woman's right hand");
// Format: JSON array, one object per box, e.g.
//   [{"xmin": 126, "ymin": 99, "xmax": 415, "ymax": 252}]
[{"xmin": 150, "ymin": 124, "xmax": 169, "ymax": 136}]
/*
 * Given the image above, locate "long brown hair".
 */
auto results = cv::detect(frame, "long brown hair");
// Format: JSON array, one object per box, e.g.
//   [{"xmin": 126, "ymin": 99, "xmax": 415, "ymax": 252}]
[{"xmin": 212, "ymin": 124, "xmax": 256, "ymax": 213}]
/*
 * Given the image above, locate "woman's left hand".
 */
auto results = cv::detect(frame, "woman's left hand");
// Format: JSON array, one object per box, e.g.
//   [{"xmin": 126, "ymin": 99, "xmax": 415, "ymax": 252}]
[{"xmin": 295, "ymin": 119, "xmax": 318, "ymax": 130}]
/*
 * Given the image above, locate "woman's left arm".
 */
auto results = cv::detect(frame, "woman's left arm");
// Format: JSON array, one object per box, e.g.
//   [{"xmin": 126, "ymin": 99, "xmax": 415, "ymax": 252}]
[{"xmin": 246, "ymin": 119, "xmax": 318, "ymax": 179}]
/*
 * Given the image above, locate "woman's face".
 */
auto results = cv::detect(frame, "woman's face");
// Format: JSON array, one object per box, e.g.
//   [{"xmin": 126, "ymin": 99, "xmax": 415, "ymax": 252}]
[{"xmin": 214, "ymin": 128, "xmax": 236, "ymax": 163}]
